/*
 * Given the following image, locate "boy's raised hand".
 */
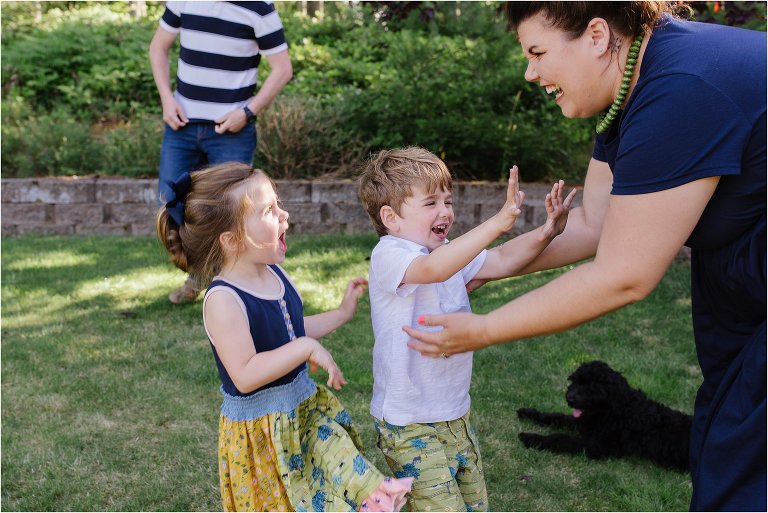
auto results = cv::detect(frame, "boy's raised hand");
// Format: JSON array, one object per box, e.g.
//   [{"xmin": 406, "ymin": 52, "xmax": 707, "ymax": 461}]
[
  {"xmin": 338, "ymin": 277, "xmax": 368, "ymax": 322},
  {"xmin": 494, "ymin": 166, "xmax": 525, "ymax": 233},
  {"xmin": 306, "ymin": 338, "xmax": 348, "ymax": 390},
  {"xmin": 538, "ymin": 180, "xmax": 578, "ymax": 241}
]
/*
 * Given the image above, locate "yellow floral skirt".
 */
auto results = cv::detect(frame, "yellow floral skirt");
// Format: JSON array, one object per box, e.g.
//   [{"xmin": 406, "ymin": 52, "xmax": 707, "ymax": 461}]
[{"xmin": 219, "ymin": 385, "xmax": 395, "ymax": 512}]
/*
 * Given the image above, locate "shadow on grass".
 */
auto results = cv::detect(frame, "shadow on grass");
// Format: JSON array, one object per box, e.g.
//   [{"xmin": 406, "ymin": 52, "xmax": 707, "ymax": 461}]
[{"xmin": 1, "ymin": 233, "xmax": 697, "ymax": 511}]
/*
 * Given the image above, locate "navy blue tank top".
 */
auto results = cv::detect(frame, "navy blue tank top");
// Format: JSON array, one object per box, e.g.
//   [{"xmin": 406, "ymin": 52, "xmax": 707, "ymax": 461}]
[{"xmin": 205, "ymin": 265, "xmax": 307, "ymax": 397}]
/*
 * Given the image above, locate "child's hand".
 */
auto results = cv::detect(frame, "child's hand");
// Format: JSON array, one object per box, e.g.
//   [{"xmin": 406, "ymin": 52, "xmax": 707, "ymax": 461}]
[
  {"xmin": 493, "ymin": 166, "xmax": 525, "ymax": 233},
  {"xmin": 538, "ymin": 180, "xmax": 578, "ymax": 241},
  {"xmin": 305, "ymin": 338, "xmax": 348, "ymax": 390},
  {"xmin": 338, "ymin": 277, "xmax": 368, "ymax": 322}
]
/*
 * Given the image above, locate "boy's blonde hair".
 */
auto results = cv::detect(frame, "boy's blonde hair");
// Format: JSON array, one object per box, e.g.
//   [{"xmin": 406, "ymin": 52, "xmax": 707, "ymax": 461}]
[
  {"xmin": 156, "ymin": 162, "xmax": 276, "ymax": 283},
  {"xmin": 357, "ymin": 147, "xmax": 453, "ymax": 236}
]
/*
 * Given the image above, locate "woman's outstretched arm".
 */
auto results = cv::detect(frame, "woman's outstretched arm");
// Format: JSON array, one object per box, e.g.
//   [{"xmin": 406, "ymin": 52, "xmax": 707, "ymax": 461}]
[
  {"xmin": 405, "ymin": 176, "xmax": 719, "ymax": 356},
  {"xmin": 518, "ymin": 158, "xmax": 614, "ymax": 274},
  {"xmin": 466, "ymin": 158, "xmax": 612, "ymax": 293}
]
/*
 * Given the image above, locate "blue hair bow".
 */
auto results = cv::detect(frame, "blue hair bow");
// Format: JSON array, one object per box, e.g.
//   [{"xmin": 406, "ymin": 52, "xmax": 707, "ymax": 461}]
[{"xmin": 165, "ymin": 172, "xmax": 192, "ymax": 226}]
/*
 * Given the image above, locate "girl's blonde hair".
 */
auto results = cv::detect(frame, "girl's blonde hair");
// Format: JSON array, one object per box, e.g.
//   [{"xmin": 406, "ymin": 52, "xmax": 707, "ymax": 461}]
[
  {"xmin": 357, "ymin": 147, "xmax": 453, "ymax": 237},
  {"xmin": 156, "ymin": 162, "xmax": 275, "ymax": 283}
]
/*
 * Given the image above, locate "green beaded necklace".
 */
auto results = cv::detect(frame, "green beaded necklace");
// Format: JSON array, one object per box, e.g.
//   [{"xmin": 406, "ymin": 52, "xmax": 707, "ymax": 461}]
[{"xmin": 595, "ymin": 34, "xmax": 645, "ymax": 134}]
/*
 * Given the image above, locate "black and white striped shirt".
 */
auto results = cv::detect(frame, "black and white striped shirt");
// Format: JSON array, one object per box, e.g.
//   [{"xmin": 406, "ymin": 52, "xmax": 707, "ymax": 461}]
[{"xmin": 160, "ymin": 1, "xmax": 288, "ymax": 122}]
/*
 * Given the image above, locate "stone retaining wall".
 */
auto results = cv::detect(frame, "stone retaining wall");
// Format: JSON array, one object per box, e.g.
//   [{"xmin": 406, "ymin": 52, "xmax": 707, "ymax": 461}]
[{"xmin": 1, "ymin": 177, "xmax": 578, "ymax": 238}]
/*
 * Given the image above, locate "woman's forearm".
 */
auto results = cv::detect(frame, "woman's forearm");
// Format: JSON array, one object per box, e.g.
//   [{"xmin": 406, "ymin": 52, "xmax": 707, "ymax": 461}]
[
  {"xmin": 482, "ymin": 179, "xmax": 716, "ymax": 344},
  {"xmin": 514, "ymin": 206, "xmax": 601, "ymax": 274},
  {"xmin": 516, "ymin": 159, "xmax": 612, "ymax": 275},
  {"xmin": 480, "ymin": 258, "xmax": 647, "ymax": 345}
]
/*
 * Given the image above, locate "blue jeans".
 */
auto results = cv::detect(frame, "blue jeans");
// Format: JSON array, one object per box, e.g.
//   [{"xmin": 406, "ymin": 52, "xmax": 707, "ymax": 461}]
[{"xmin": 157, "ymin": 122, "xmax": 257, "ymax": 204}]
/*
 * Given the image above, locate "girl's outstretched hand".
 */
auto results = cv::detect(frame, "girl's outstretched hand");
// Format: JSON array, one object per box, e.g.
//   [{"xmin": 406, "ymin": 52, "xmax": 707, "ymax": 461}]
[
  {"xmin": 305, "ymin": 338, "xmax": 348, "ymax": 390},
  {"xmin": 338, "ymin": 277, "xmax": 369, "ymax": 322},
  {"xmin": 539, "ymin": 180, "xmax": 578, "ymax": 241}
]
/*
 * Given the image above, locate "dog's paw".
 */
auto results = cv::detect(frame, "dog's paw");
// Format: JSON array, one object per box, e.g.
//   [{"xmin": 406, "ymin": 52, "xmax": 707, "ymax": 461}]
[
  {"xmin": 518, "ymin": 432, "xmax": 545, "ymax": 448},
  {"xmin": 517, "ymin": 407, "xmax": 538, "ymax": 419}
]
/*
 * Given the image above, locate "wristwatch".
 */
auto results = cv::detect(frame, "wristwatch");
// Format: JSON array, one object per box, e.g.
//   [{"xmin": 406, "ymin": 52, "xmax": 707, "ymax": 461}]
[{"xmin": 243, "ymin": 105, "xmax": 256, "ymax": 124}]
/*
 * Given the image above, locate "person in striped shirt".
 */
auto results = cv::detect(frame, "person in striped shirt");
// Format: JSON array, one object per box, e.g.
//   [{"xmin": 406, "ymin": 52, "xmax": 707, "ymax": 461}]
[{"xmin": 149, "ymin": 1, "xmax": 292, "ymax": 304}]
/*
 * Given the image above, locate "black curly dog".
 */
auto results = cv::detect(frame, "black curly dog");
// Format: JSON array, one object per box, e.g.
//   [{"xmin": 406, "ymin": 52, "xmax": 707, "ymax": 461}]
[{"xmin": 517, "ymin": 360, "xmax": 692, "ymax": 471}]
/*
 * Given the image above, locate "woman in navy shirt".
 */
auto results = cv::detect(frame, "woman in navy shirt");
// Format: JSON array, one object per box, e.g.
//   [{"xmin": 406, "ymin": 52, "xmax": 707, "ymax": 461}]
[{"xmin": 404, "ymin": 2, "xmax": 766, "ymax": 510}]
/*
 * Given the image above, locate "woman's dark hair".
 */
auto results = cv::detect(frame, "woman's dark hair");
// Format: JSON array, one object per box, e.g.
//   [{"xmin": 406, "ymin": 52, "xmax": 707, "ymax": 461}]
[{"xmin": 503, "ymin": 2, "xmax": 684, "ymax": 39}]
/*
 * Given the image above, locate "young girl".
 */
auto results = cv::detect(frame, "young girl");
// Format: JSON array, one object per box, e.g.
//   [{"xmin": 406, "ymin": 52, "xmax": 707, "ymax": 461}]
[{"xmin": 156, "ymin": 162, "xmax": 413, "ymax": 512}]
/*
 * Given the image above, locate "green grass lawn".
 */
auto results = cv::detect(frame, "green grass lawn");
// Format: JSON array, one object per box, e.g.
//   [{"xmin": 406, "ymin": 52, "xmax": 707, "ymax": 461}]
[{"xmin": 1, "ymin": 233, "xmax": 698, "ymax": 511}]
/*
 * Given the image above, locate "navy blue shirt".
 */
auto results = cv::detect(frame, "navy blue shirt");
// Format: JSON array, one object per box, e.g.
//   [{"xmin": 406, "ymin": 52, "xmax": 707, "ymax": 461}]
[
  {"xmin": 594, "ymin": 16, "xmax": 765, "ymax": 250},
  {"xmin": 593, "ymin": 16, "xmax": 766, "ymax": 511}
]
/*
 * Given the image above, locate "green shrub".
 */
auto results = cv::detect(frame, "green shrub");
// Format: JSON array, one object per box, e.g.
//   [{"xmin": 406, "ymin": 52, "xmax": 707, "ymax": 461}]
[
  {"xmin": 284, "ymin": 20, "xmax": 386, "ymax": 101},
  {"xmin": 100, "ymin": 114, "xmax": 163, "ymax": 178},
  {"xmin": 254, "ymin": 94, "xmax": 369, "ymax": 179},
  {"xmin": 1, "ymin": 99, "xmax": 105, "ymax": 177},
  {"xmin": 282, "ymin": 7, "xmax": 593, "ymax": 182},
  {"xmin": 1, "ymin": 4, "xmax": 163, "ymax": 122},
  {"xmin": 333, "ymin": 28, "xmax": 592, "ymax": 181},
  {"xmin": 691, "ymin": 1, "xmax": 767, "ymax": 30},
  {"xmin": 1, "ymin": 97, "xmax": 161, "ymax": 178},
  {"xmin": 2, "ymin": 1, "xmax": 761, "ymax": 182}
]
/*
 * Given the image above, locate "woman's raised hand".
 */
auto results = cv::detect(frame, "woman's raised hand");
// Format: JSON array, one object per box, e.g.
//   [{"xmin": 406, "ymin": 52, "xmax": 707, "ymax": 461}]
[{"xmin": 402, "ymin": 311, "xmax": 489, "ymax": 357}]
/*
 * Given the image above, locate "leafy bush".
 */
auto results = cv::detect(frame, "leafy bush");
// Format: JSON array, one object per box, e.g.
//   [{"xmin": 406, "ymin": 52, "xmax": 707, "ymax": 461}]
[
  {"xmin": 1, "ymin": 1, "xmax": 763, "ymax": 181},
  {"xmin": 1, "ymin": 99, "xmax": 105, "ymax": 177},
  {"xmin": 1, "ymin": 97, "xmax": 161, "ymax": 178},
  {"xmin": 283, "ymin": 8, "xmax": 593, "ymax": 182},
  {"xmin": 254, "ymin": 95, "xmax": 369, "ymax": 179},
  {"xmin": 337, "ymin": 28, "xmax": 592, "ymax": 181},
  {"xmin": 1, "ymin": 4, "xmax": 163, "ymax": 122},
  {"xmin": 691, "ymin": 1, "xmax": 767, "ymax": 30},
  {"xmin": 100, "ymin": 115, "xmax": 164, "ymax": 178}
]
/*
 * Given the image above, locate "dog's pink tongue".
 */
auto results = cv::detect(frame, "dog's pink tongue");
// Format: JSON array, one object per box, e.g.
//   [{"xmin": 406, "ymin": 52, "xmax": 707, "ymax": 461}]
[{"xmin": 573, "ymin": 409, "xmax": 583, "ymax": 418}]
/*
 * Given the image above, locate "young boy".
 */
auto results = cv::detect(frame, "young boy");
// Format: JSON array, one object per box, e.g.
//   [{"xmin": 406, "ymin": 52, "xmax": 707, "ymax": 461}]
[{"xmin": 357, "ymin": 147, "xmax": 575, "ymax": 511}]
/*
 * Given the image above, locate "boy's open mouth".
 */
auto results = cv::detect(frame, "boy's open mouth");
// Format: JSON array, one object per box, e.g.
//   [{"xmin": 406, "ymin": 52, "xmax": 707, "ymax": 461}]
[
  {"xmin": 278, "ymin": 232, "xmax": 287, "ymax": 252},
  {"xmin": 432, "ymin": 224, "xmax": 448, "ymax": 236}
]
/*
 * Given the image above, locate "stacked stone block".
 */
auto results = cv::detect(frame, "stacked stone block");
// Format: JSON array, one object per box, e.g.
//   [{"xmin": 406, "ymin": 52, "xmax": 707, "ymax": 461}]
[{"xmin": 1, "ymin": 177, "xmax": 574, "ymax": 238}]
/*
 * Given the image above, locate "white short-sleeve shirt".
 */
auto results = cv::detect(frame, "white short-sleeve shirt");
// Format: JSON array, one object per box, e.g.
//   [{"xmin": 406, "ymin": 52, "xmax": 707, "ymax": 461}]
[{"xmin": 368, "ymin": 235, "xmax": 487, "ymax": 425}]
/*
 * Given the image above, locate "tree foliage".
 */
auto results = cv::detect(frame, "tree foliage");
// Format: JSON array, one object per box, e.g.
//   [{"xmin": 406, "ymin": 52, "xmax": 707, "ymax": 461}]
[{"xmin": 1, "ymin": 1, "xmax": 764, "ymax": 180}]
